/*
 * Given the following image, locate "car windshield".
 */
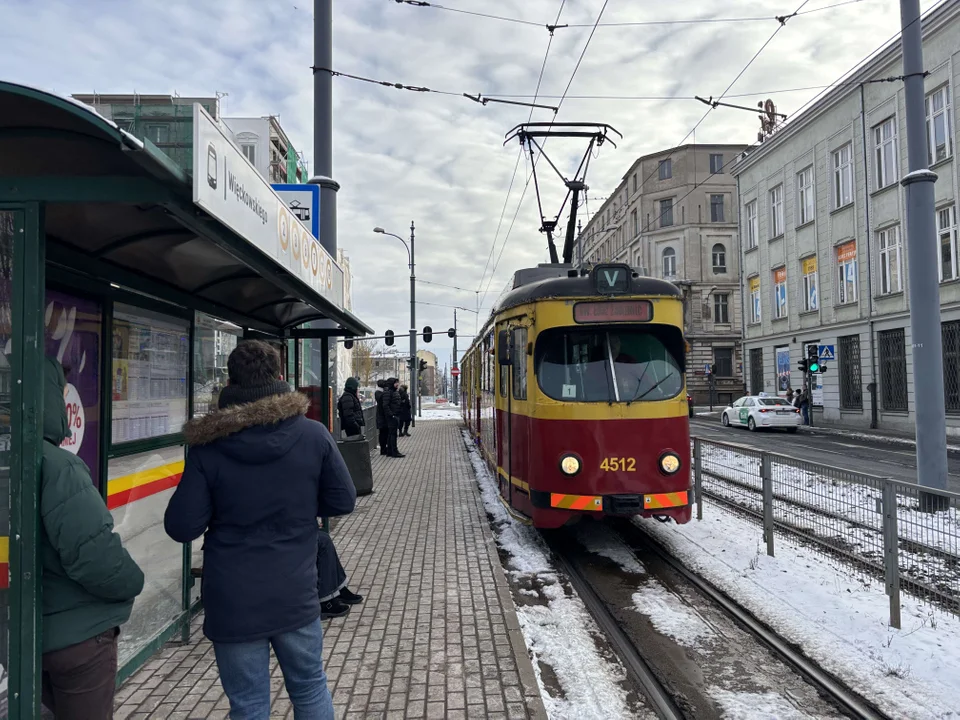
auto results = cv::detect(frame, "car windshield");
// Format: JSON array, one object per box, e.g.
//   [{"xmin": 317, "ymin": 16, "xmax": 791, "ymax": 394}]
[
  {"xmin": 535, "ymin": 326, "xmax": 684, "ymax": 403},
  {"xmin": 759, "ymin": 398, "xmax": 791, "ymax": 406}
]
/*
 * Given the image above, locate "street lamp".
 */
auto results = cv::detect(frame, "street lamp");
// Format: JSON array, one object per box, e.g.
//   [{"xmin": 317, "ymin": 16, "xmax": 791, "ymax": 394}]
[{"xmin": 373, "ymin": 223, "xmax": 419, "ymax": 422}]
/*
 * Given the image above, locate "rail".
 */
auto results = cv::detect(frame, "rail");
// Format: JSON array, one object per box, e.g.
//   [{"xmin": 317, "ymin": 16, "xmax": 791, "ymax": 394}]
[{"xmin": 691, "ymin": 436, "xmax": 960, "ymax": 628}]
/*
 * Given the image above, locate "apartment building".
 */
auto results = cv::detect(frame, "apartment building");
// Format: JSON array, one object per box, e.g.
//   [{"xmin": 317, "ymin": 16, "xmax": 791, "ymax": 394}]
[
  {"xmin": 578, "ymin": 143, "xmax": 749, "ymax": 404},
  {"xmin": 733, "ymin": 0, "xmax": 960, "ymax": 434}
]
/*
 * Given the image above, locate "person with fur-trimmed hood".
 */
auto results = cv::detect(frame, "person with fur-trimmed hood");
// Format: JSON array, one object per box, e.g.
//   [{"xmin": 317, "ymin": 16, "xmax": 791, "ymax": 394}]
[{"xmin": 164, "ymin": 340, "xmax": 355, "ymax": 719}]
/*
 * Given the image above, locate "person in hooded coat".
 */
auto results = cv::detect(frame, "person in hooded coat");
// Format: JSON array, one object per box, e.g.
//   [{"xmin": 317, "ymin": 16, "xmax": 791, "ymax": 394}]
[
  {"xmin": 164, "ymin": 340, "xmax": 356, "ymax": 720},
  {"xmin": 337, "ymin": 377, "xmax": 365, "ymax": 439},
  {"xmin": 39, "ymin": 357, "xmax": 145, "ymax": 718},
  {"xmin": 316, "ymin": 530, "xmax": 363, "ymax": 619},
  {"xmin": 398, "ymin": 384, "xmax": 412, "ymax": 437},
  {"xmin": 374, "ymin": 379, "xmax": 388, "ymax": 455},
  {"xmin": 382, "ymin": 378, "xmax": 404, "ymax": 458}
]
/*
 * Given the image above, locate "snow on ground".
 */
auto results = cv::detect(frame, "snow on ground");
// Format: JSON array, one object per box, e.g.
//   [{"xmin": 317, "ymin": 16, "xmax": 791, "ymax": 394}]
[
  {"xmin": 708, "ymin": 689, "xmax": 810, "ymax": 720},
  {"xmin": 459, "ymin": 431, "xmax": 641, "ymax": 720},
  {"xmin": 642, "ymin": 504, "xmax": 960, "ymax": 719},
  {"xmin": 630, "ymin": 584, "xmax": 715, "ymax": 648},
  {"xmin": 418, "ymin": 405, "xmax": 463, "ymax": 421}
]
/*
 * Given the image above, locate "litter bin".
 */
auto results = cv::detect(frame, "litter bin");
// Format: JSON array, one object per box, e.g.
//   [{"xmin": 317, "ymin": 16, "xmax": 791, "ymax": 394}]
[{"xmin": 337, "ymin": 436, "xmax": 373, "ymax": 496}]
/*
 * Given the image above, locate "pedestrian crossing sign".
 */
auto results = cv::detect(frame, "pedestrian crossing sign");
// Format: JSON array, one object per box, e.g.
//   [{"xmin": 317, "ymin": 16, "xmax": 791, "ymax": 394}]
[{"xmin": 818, "ymin": 344, "xmax": 835, "ymax": 361}]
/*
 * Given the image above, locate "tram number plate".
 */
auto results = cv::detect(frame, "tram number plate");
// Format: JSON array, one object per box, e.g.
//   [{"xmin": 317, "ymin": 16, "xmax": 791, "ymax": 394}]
[{"xmin": 600, "ymin": 457, "xmax": 636, "ymax": 472}]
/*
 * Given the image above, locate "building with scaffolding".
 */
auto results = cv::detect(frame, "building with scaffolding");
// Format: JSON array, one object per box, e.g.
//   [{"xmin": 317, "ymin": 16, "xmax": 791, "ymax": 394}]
[{"xmin": 70, "ymin": 93, "xmax": 307, "ymax": 182}]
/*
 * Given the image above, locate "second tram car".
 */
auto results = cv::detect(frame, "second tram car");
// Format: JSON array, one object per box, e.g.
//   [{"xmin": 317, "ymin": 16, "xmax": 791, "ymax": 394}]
[{"xmin": 462, "ymin": 263, "xmax": 690, "ymax": 529}]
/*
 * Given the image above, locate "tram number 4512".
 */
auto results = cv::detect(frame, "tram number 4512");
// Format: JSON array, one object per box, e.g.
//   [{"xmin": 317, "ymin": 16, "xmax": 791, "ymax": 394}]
[{"xmin": 600, "ymin": 457, "xmax": 636, "ymax": 472}]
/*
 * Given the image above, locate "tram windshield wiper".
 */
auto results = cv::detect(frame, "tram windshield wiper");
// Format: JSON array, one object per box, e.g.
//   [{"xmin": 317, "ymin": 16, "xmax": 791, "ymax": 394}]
[{"xmin": 634, "ymin": 374, "xmax": 673, "ymax": 402}]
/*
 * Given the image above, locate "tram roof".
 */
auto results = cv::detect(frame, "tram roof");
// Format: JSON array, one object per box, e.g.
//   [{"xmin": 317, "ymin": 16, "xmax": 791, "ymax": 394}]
[
  {"xmin": 493, "ymin": 271, "xmax": 682, "ymax": 315},
  {"xmin": 0, "ymin": 81, "xmax": 373, "ymax": 336}
]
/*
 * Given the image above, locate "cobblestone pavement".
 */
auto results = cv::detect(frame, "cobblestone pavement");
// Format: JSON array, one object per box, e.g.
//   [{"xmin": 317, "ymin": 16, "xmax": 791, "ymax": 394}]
[{"xmin": 114, "ymin": 420, "xmax": 547, "ymax": 719}]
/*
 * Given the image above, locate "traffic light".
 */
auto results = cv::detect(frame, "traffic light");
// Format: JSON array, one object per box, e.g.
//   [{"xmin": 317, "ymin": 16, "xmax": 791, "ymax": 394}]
[
  {"xmin": 343, "ymin": 338, "xmax": 354, "ymax": 350},
  {"xmin": 423, "ymin": 326, "xmax": 433, "ymax": 343},
  {"xmin": 797, "ymin": 359, "xmax": 809, "ymax": 374},
  {"xmin": 806, "ymin": 344, "xmax": 820, "ymax": 373},
  {"xmin": 447, "ymin": 328, "xmax": 456, "ymax": 338},
  {"xmin": 385, "ymin": 330, "xmax": 394, "ymax": 346},
  {"xmin": 419, "ymin": 359, "xmax": 428, "ymax": 373}
]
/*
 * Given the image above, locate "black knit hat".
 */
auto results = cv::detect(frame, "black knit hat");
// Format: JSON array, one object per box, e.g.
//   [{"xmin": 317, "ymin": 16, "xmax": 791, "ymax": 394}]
[
  {"xmin": 217, "ymin": 340, "xmax": 290, "ymax": 409},
  {"xmin": 218, "ymin": 379, "xmax": 290, "ymax": 409}
]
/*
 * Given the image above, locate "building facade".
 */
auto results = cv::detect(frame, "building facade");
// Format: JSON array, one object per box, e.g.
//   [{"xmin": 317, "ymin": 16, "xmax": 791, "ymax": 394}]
[
  {"xmin": 417, "ymin": 349, "xmax": 438, "ymax": 397},
  {"xmin": 733, "ymin": 0, "xmax": 960, "ymax": 435},
  {"xmin": 578, "ymin": 143, "xmax": 749, "ymax": 404}
]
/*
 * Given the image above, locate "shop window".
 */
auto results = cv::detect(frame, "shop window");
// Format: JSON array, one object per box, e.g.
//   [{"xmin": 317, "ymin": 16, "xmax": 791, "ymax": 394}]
[{"xmin": 111, "ymin": 304, "xmax": 189, "ymax": 444}]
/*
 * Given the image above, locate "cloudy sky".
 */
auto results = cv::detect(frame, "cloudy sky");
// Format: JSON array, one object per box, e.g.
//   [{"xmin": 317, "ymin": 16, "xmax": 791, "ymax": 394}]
[{"xmin": 2, "ymin": 0, "xmax": 942, "ymax": 369}]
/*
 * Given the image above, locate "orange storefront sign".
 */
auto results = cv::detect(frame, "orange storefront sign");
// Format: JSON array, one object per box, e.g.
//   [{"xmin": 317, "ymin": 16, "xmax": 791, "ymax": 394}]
[{"xmin": 837, "ymin": 241, "xmax": 857, "ymax": 263}]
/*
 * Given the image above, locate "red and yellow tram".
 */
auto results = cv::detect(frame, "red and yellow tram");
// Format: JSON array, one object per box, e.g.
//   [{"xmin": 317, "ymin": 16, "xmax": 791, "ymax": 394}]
[{"xmin": 462, "ymin": 263, "xmax": 691, "ymax": 529}]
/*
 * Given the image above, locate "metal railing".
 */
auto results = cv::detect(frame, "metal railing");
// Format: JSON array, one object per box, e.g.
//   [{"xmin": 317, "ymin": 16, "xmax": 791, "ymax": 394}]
[{"xmin": 692, "ymin": 436, "xmax": 960, "ymax": 628}]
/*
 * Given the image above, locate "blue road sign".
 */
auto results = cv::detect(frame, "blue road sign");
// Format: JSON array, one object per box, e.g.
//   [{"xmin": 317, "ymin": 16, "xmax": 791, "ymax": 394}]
[
  {"xmin": 272, "ymin": 183, "xmax": 320, "ymax": 240},
  {"xmin": 818, "ymin": 344, "xmax": 835, "ymax": 362}
]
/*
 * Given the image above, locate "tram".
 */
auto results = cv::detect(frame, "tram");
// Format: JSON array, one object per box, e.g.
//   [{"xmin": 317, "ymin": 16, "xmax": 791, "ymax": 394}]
[{"xmin": 461, "ymin": 263, "xmax": 691, "ymax": 529}]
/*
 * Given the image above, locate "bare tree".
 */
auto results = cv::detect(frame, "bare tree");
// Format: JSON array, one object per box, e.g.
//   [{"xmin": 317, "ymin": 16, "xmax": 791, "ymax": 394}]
[{"xmin": 352, "ymin": 340, "xmax": 386, "ymax": 387}]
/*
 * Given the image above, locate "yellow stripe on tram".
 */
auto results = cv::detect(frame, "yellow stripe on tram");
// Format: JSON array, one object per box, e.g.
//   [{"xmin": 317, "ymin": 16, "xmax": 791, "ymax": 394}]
[{"xmin": 643, "ymin": 491, "xmax": 689, "ymax": 510}]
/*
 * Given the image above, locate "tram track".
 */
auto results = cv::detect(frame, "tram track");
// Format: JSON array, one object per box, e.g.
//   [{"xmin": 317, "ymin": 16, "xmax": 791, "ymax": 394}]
[{"xmin": 545, "ymin": 521, "xmax": 893, "ymax": 720}]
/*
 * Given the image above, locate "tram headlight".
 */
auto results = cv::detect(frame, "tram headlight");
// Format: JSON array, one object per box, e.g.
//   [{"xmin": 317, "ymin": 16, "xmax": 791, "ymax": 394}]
[
  {"xmin": 659, "ymin": 452, "xmax": 681, "ymax": 475},
  {"xmin": 559, "ymin": 454, "xmax": 581, "ymax": 476}
]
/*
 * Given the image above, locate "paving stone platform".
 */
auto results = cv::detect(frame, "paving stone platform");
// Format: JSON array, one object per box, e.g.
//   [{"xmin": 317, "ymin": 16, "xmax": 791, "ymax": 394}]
[{"xmin": 114, "ymin": 419, "xmax": 547, "ymax": 719}]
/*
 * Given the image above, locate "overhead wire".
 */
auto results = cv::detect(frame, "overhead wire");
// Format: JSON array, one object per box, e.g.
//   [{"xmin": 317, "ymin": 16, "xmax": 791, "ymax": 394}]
[{"xmin": 479, "ymin": 0, "xmax": 610, "ymax": 309}]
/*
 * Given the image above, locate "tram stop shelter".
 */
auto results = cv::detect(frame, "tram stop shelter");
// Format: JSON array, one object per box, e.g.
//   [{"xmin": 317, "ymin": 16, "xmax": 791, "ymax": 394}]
[{"xmin": 0, "ymin": 81, "xmax": 373, "ymax": 719}]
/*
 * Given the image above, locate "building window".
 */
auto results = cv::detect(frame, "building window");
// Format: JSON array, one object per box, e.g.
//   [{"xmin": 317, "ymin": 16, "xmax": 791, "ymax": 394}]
[
  {"xmin": 942, "ymin": 320, "xmax": 960, "ymax": 412},
  {"xmin": 714, "ymin": 347, "xmax": 734, "ymax": 377},
  {"xmin": 241, "ymin": 143, "xmax": 257, "ymax": 165},
  {"xmin": 632, "ymin": 173, "xmax": 638, "ymax": 194},
  {"xmin": 662, "ymin": 247, "xmax": 677, "ymax": 279},
  {"xmin": 712, "ymin": 243, "xmax": 727, "ymax": 274},
  {"xmin": 659, "ymin": 158, "xmax": 672, "ymax": 180},
  {"xmin": 748, "ymin": 276, "xmax": 761, "ymax": 324},
  {"xmin": 833, "ymin": 143, "xmax": 853, "ymax": 208},
  {"xmin": 710, "ymin": 194, "xmax": 725, "ymax": 222},
  {"xmin": 938, "ymin": 205, "xmax": 957, "ymax": 282},
  {"xmin": 838, "ymin": 334, "xmax": 863, "ymax": 410},
  {"xmin": 801, "ymin": 257, "xmax": 818, "ymax": 312},
  {"xmin": 512, "ymin": 327, "xmax": 527, "ymax": 400},
  {"xmin": 710, "ymin": 153, "xmax": 724, "ymax": 174},
  {"xmin": 749, "ymin": 348, "xmax": 764, "ymax": 394},
  {"xmin": 631, "ymin": 208, "xmax": 639, "ymax": 237},
  {"xmin": 797, "ymin": 166, "xmax": 815, "ymax": 225},
  {"xmin": 877, "ymin": 226, "xmax": 902, "ymax": 295},
  {"xmin": 773, "ymin": 267, "xmax": 787, "ymax": 319},
  {"xmin": 873, "ymin": 117, "xmax": 898, "ymax": 190},
  {"xmin": 659, "ymin": 198, "xmax": 674, "ymax": 228},
  {"xmin": 713, "ymin": 293, "xmax": 730, "ymax": 324},
  {"xmin": 769, "ymin": 185, "xmax": 783, "ymax": 237},
  {"xmin": 144, "ymin": 123, "xmax": 170, "ymax": 144},
  {"xmin": 926, "ymin": 85, "xmax": 953, "ymax": 166},
  {"xmin": 837, "ymin": 241, "xmax": 857, "ymax": 304},
  {"xmin": 878, "ymin": 328, "xmax": 908, "ymax": 412},
  {"xmin": 745, "ymin": 201, "xmax": 758, "ymax": 249}
]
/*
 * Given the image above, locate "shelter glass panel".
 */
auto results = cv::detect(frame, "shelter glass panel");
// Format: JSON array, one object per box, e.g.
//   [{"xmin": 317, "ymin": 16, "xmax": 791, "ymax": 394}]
[
  {"xmin": 109, "ymin": 446, "xmax": 185, "ymax": 667},
  {"xmin": 193, "ymin": 313, "xmax": 241, "ymax": 418},
  {"xmin": 111, "ymin": 305, "xmax": 189, "ymax": 444},
  {"xmin": 0, "ymin": 212, "xmax": 13, "ymax": 715}
]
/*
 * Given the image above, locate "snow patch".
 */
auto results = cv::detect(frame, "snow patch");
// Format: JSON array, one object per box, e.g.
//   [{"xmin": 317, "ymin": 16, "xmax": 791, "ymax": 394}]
[
  {"xmin": 708, "ymin": 688, "xmax": 810, "ymax": 720},
  {"xmin": 631, "ymin": 584, "xmax": 715, "ymax": 647},
  {"xmin": 460, "ymin": 430, "xmax": 639, "ymax": 719},
  {"xmin": 576, "ymin": 523, "xmax": 646, "ymax": 575},
  {"xmin": 417, "ymin": 407, "xmax": 463, "ymax": 421},
  {"xmin": 642, "ymin": 505, "xmax": 960, "ymax": 719}
]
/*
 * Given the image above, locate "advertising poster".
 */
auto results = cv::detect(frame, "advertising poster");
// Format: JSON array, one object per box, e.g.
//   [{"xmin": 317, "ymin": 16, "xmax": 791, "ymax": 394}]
[
  {"xmin": 775, "ymin": 346, "xmax": 791, "ymax": 394},
  {"xmin": 45, "ymin": 290, "xmax": 101, "ymax": 489}
]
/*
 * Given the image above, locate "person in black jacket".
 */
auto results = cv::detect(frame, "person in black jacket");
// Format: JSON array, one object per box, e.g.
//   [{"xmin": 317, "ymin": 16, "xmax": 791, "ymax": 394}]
[
  {"xmin": 398, "ymin": 384, "xmax": 412, "ymax": 437},
  {"xmin": 374, "ymin": 379, "xmax": 388, "ymax": 455},
  {"xmin": 164, "ymin": 340, "xmax": 355, "ymax": 719},
  {"xmin": 317, "ymin": 530, "xmax": 363, "ymax": 619},
  {"xmin": 337, "ymin": 377, "xmax": 365, "ymax": 438},
  {"xmin": 383, "ymin": 377, "xmax": 404, "ymax": 458}
]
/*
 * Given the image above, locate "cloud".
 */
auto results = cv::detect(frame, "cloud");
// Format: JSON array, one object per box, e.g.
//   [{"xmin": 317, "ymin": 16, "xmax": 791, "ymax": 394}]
[{"xmin": 1, "ymin": 0, "xmax": 940, "ymax": 365}]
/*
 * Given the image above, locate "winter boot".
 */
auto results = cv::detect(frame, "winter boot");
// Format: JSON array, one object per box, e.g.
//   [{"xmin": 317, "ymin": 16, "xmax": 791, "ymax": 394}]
[
  {"xmin": 320, "ymin": 598, "xmax": 350, "ymax": 619},
  {"xmin": 339, "ymin": 587, "xmax": 364, "ymax": 605}
]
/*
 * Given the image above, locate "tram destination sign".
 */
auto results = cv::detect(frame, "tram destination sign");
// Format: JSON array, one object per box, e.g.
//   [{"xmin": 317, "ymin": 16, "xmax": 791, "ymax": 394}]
[
  {"xmin": 573, "ymin": 300, "xmax": 652, "ymax": 323},
  {"xmin": 191, "ymin": 104, "xmax": 344, "ymax": 309}
]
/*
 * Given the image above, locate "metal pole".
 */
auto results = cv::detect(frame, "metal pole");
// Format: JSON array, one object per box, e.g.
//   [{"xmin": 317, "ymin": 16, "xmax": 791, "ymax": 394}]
[
  {"xmin": 311, "ymin": 0, "xmax": 341, "ymax": 404},
  {"xmin": 452, "ymin": 309, "xmax": 459, "ymax": 405},
  {"xmin": 899, "ymin": 0, "xmax": 948, "ymax": 504},
  {"xmin": 410, "ymin": 220, "xmax": 419, "ymax": 424}
]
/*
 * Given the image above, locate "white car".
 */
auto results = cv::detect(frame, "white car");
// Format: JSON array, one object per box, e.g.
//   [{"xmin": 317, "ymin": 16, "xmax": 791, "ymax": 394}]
[{"xmin": 720, "ymin": 394, "xmax": 802, "ymax": 432}]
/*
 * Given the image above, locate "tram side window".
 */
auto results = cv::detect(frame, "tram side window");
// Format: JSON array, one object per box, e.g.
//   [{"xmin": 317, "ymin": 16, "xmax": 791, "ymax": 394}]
[
  {"xmin": 535, "ymin": 327, "xmax": 684, "ymax": 403},
  {"xmin": 512, "ymin": 327, "xmax": 527, "ymax": 400}
]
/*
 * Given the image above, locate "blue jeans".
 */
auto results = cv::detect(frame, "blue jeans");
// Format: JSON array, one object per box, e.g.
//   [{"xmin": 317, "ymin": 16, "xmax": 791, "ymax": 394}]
[{"xmin": 213, "ymin": 618, "xmax": 334, "ymax": 720}]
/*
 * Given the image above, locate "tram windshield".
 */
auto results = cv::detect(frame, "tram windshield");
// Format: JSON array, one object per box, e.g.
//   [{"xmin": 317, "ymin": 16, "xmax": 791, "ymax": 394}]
[{"xmin": 535, "ymin": 326, "xmax": 684, "ymax": 403}]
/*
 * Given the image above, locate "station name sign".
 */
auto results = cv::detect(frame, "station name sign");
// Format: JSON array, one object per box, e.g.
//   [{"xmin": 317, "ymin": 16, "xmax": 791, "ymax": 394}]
[
  {"xmin": 191, "ymin": 104, "xmax": 343, "ymax": 309},
  {"xmin": 573, "ymin": 300, "xmax": 652, "ymax": 323}
]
